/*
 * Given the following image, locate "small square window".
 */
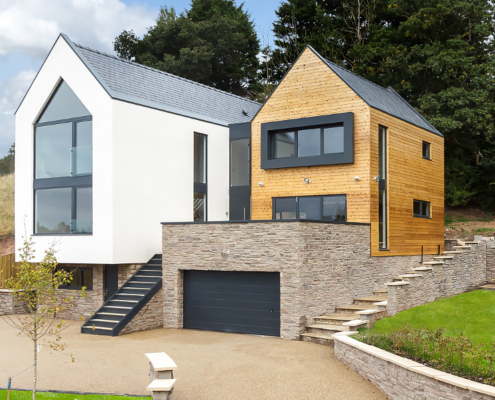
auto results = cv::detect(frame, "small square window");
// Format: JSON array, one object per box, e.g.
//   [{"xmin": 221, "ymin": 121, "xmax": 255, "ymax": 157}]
[
  {"xmin": 413, "ymin": 200, "xmax": 431, "ymax": 218},
  {"xmin": 422, "ymin": 141, "xmax": 431, "ymax": 159}
]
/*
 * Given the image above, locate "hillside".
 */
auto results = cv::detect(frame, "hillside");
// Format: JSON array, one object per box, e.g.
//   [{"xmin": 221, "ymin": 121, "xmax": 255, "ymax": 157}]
[
  {"xmin": 0, "ymin": 173, "xmax": 14, "ymax": 237},
  {"xmin": 445, "ymin": 207, "xmax": 495, "ymax": 240}
]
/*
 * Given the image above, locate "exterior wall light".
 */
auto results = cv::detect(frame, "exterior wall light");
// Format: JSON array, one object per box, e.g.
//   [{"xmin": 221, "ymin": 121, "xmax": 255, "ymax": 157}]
[
  {"xmin": 304, "ymin": 178, "xmax": 311, "ymax": 184},
  {"xmin": 354, "ymin": 176, "xmax": 360, "ymax": 181},
  {"xmin": 221, "ymin": 251, "xmax": 229, "ymax": 259},
  {"xmin": 258, "ymin": 182, "xmax": 264, "ymax": 187}
]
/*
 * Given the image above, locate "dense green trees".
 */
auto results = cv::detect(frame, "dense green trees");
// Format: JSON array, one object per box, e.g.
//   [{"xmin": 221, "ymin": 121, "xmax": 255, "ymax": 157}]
[
  {"xmin": 0, "ymin": 144, "xmax": 15, "ymax": 176},
  {"xmin": 114, "ymin": 0, "xmax": 260, "ymax": 96}
]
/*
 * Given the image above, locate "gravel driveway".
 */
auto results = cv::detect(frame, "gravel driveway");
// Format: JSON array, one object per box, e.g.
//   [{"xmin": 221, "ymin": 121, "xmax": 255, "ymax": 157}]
[{"xmin": 0, "ymin": 318, "xmax": 385, "ymax": 399}]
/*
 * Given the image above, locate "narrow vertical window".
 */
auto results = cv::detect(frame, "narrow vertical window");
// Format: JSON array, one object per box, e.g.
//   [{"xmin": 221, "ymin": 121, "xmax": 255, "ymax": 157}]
[
  {"xmin": 378, "ymin": 126, "xmax": 388, "ymax": 250},
  {"xmin": 194, "ymin": 133, "xmax": 207, "ymax": 221},
  {"xmin": 422, "ymin": 141, "xmax": 431, "ymax": 159}
]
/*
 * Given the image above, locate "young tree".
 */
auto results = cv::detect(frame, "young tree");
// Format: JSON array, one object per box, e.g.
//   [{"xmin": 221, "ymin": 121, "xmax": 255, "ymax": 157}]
[
  {"xmin": 114, "ymin": 0, "xmax": 260, "ymax": 96},
  {"xmin": 2, "ymin": 238, "xmax": 86, "ymax": 400}
]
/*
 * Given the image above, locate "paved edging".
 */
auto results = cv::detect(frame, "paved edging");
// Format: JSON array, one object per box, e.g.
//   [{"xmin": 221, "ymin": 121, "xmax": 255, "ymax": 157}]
[{"xmin": 333, "ymin": 333, "xmax": 495, "ymax": 399}]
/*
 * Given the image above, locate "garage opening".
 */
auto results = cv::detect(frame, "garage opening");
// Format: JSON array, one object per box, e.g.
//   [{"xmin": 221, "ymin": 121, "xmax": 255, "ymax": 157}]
[{"xmin": 183, "ymin": 271, "xmax": 280, "ymax": 337}]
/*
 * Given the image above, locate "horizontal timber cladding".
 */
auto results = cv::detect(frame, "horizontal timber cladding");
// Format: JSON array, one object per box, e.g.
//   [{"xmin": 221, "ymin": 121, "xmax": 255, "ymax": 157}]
[
  {"xmin": 251, "ymin": 47, "xmax": 371, "ymax": 223},
  {"xmin": 370, "ymin": 108, "xmax": 444, "ymax": 256},
  {"xmin": 183, "ymin": 270, "xmax": 280, "ymax": 336}
]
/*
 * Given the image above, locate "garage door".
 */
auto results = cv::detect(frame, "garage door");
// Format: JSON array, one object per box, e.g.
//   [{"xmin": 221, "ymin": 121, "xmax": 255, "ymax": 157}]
[{"xmin": 183, "ymin": 271, "xmax": 280, "ymax": 336}]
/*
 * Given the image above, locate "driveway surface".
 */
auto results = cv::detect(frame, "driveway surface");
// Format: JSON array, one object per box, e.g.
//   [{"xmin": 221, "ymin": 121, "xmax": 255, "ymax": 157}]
[{"xmin": 0, "ymin": 318, "xmax": 386, "ymax": 399}]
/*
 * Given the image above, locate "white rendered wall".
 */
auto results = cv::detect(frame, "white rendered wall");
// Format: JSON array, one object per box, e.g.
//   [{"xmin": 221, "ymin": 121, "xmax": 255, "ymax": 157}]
[
  {"xmin": 111, "ymin": 100, "xmax": 230, "ymax": 264},
  {"xmin": 15, "ymin": 37, "xmax": 114, "ymax": 263}
]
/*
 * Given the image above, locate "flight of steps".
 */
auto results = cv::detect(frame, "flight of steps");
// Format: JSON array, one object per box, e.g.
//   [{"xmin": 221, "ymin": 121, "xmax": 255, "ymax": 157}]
[
  {"xmin": 301, "ymin": 241, "xmax": 480, "ymax": 346},
  {"xmin": 81, "ymin": 254, "xmax": 162, "ymax": 336}
]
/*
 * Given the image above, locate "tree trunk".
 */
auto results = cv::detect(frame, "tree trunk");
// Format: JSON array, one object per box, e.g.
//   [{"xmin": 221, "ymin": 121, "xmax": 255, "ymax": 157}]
[{"xmin": 33, "ymin": 339, "xmax": 37, "ymax": 400}]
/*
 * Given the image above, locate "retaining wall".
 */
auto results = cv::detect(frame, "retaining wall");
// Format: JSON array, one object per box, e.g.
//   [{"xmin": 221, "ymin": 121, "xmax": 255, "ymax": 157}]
[{"xmin": 0, "ymin": 290, "xmax": 26, "ymax": 315}]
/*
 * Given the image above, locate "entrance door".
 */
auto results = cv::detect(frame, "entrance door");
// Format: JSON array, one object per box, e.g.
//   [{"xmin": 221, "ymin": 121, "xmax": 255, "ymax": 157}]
[
  {"xmin": 183, "ymin": 271, "xmax": 280, "ymax": 336},
  {"xmin": 378, "ymin": 126, "xmax": 388, "ymax": 249},
  {"xmin": 104, "ymin": 265, "xmax": 118, "ymax": 301}
]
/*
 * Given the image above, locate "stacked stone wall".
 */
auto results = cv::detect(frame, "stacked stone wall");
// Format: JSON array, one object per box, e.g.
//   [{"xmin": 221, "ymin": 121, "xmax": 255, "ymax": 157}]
[
  {"xmin": 120, "ymin": 289, "xmax": 164, "ymax": 335},
  {"xmin": 0, "ymin": 290, "xmax": 26, "ymax": 315},
  {"xmin": 118, "ymin": 264, "xmax": 142, "ymax": 288},
  {"xmin": 486, "ymin": 243, "xmax": 495, "ymax": 284}
]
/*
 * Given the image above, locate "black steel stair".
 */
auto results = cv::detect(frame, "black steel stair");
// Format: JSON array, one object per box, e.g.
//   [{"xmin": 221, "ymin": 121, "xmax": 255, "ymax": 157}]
[{"xmin": 81, "ymin": 254, "xmax": 162, "ymax": 336}]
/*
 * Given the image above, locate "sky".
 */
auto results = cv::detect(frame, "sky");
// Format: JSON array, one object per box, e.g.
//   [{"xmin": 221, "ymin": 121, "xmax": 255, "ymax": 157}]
[{"xmin": 0, "ymin": 0, "xmax": 281, "ymax": 157}]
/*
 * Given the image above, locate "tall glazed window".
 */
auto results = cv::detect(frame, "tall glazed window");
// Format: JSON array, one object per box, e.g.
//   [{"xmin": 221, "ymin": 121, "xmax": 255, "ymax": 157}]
[
  {"xmin": 34, "ymin": 80, "xmax": 93, "ymax": 234},
  {"xmin": 194, "ymin": 133, "xmax": 207, "ymax": 221},
  {"xmin": 378, "ymin": 126, "xmax": 387, "ymax": 249}
]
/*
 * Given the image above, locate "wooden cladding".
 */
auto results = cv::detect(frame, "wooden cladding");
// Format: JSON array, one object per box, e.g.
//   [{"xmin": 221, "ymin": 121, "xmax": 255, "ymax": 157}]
[{"xmin": 0, "ymin": 254, "xmax": 19, "ymax": 289}]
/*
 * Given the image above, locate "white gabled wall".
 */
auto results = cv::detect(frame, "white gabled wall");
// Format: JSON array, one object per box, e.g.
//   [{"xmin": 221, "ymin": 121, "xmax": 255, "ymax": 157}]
[
  {"xmin": 15, "ymin": 36, "xmax": 114, "ymax": 263},
  {"xmin": 111, "ymin": 100, "xmax": 229, "ymax": 264}
]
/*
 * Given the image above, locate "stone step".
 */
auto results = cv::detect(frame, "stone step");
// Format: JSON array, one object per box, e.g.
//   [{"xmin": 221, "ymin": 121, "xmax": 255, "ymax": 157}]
[
  {"xmin": 300, "ymin": 333, "xmax": 334, "ymax": 346},
  {"xmin": 464, "ymin": 241, "xmax": 480, "ymax": 245},
  {"xmin": 373, "ymin": 289, "xmax": 388, "ymax": 295},
  {"xmin": 409, "ymin": 267, "xmax": 433, "ymax": 272},
  {"xmin": 452, "ymin": 246, "xmax": 472, "ymax": 250},
  {"xmin": 306, "ymin": 324, "xmax": 352, "ymax": 336},
  {"xmin": 422, "ymin": 261, "xmax": 444, "ymax": 265},
  {"xmin": 443, "ymin": 251, "xmax": 465, "ymax": 254},
  {"xmin": 386, "ymin": 281, "xmax": 410, "ymax": 286},
  {"xmin": 434, "ymin": 256, "xmax": 454, "ymax": 260},
  {"xmin": 335, "ymin": 304, "xmax": 378, "ymax": 314},
  {"xmin": 353, "ymin": 295, "xmax": 388, "ymax": 305},
  {"xmin": 314, "ymin": 314, "xmax": 357, "ymax": 325},
  {"xmin": 480, "ymin": 284, "xmax": 495, "ymax": 291}
]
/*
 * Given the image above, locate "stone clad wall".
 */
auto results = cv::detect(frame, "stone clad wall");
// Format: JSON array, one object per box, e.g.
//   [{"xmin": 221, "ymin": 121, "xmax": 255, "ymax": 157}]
[
  {"xmin": 486, "ymin": 242, "xmax": 495, "ymax": 284},
  {"xmin": 120, "ymin": 289, "xmax": 164, "ymax": 335},
  {"xmin": 118, "ymin": 264, "xmax": 142, "ymax": 288},
  {"xmin": 0, "ymin": 290, "xmax": 26, "ymax": 315},
  {"xmin": 387, "ymin": 243, "xmax": 488, "ymax": 316}
]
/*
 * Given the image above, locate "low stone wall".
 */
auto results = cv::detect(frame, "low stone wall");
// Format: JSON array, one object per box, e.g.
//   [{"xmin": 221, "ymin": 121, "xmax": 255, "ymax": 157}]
[
  {"xmin": 387, "ymin": 243, "xmax": 487, "ymax": 316},
  {"xmin": 57, "ymin": 265, "xmax": 105, "ymax": 320},
  {"xmin": 334, "ymin": 335, "xmax": 495, "ymax": 400},
  {"xmin": 486, "ymin": 243, "xmax": 495, "ymax": 284},
  {"xmin": 0, "ymin": 290, "xmax": 26, "ymax": 315},
  {"xmin": 120, "ymin": 289, "xmax": 164, "ymax": 335}
]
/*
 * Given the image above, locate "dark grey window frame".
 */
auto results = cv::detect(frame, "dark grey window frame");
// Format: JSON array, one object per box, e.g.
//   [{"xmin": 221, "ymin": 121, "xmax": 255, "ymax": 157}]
[
  {"xmin": 56, "ymin": 266, "xmax": 93, "ymax": 290},
  {"xmin": 272, "ymin": 194, "xmax": 347, "ymax": 221},
  {"xmin": 422, "ymin": 141, "xmax": 431, "ymax": 160},
  {"xmin": 413, "ymin": 199, "xmax": 431, "ymax": 219},
  {"xmin": 33, "ymin": 116, "xmax": 92, "ymax": 236},
  {"xmin": 194, "ymin": 132, "xmax": 208, "ymax": 221},
  {"xmin": 261, "ymin": 113, "xmax": 354, "ymax": 169}
]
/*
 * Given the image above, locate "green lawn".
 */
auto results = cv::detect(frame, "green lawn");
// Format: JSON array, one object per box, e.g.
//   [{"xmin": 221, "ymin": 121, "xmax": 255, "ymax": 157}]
[
  {"xmin": 373, "ymin": 290, "xmax": 495, "ymax": 347},
  {"xmin": 0, "ymin": 390, "xmax": 150, "ymax": 400}
]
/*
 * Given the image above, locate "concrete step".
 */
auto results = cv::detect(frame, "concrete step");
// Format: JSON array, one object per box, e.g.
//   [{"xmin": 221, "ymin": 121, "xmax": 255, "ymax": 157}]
[
  {"xmin": 422, "ymin": 261, "xmax": 444, "ymax": 265},
  {"xmin": 409, "ymin": 267, "xmax": 433, "ymax": 272},
  {"xmin": 300, "ymin": 333, "xmax": 334, "ymax": 346},
  {"xmin": 464, "ymin": 241, "xmax": 480, "ymax": 245},
  {"xmin": 314, "ymin": 314, "xmax": 357, "ymax": 325},
  {"xmin": 373, "ymin": 289, "xmax": 388, "ymax": 295},
  {"xmin": 480, "ymin": 284, "xmax": 495, "ymax": 291},
  {"xmin": 434, "ymin": 256, "xmax": 454, "ymax": 260},
  {"xmin": 335, "ymin": 304, "xmax": 378, "ymax": 314},
  {"xmin": 443, "ymin": 251, "xmax": 465, "ymax": 254},
  {"xmin": 353, "ymin": 295, "xmax": 388, "ymax": 305},
  {"xmin": 452, "ymin": 246, "xmax": 472, "ymax": 250},
  {"xmin": 306, "ymin": 324, "xmax": 352, "ymax": 336}
]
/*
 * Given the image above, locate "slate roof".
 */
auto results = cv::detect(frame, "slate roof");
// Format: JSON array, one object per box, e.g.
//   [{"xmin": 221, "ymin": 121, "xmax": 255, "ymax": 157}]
[
  {"xmin": 318, "ymin": 52, "xmax": 441, "ymax": 136},
  {"xmin": 65, "ymin": 35, "xmax": 261, "ymax": 126}
]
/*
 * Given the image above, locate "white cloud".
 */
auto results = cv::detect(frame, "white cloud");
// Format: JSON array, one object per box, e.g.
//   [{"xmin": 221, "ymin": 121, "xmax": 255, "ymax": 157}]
[{"xmin": 0, "ymin": 0, "xmax": 156, "ymax": 59}]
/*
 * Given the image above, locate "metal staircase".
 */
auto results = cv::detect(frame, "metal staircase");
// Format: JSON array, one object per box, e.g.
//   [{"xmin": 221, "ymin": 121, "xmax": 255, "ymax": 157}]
[{"xmin": 81, "ymin": 254, "xmax": 162, "ymax": 336}]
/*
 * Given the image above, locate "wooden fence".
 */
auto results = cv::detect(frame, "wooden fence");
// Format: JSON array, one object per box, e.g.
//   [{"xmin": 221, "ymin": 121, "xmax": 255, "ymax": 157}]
[{"xmin": 0, "ymin": 253, "xmax": 19, "ymax": 289}]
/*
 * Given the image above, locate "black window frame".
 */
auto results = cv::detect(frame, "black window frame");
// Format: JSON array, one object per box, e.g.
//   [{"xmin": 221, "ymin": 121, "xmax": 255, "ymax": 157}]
[
  {"xmin": 33, "ymin": 112, "xmax": 92, "ymax": 235},
  {"xmin": 272, "ymin": 194, "xmax": 347, "ymax": 222},
  {"xmin": 413, "ymin": 200, "xmax": 431, "ymax": 219},
  {"xmin": 422, "ymin": 141, "xmax": 431, "ymax": 160},
  {"xmin": 194, "ymin": 132, "xmax": 208, "ymax": 221},
  {"xmin": 56, "ymin": 266, "xmax": 93, "ymax": 290},
  {"xmin": 260, "ymin": 113, "xmax": 354, "ymax": 169}
]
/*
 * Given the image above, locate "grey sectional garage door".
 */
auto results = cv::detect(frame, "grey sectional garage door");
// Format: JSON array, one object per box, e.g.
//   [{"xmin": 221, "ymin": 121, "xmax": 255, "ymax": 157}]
[{"xmin": 183, "ymin": 271, "xmax": 280, "ymax": 336}]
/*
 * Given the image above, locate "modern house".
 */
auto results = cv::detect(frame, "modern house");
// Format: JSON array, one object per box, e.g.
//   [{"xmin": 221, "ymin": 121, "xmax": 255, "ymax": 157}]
[{"xmin": 14, "ymin": 34, "xmax": 445, "ymax": 339}]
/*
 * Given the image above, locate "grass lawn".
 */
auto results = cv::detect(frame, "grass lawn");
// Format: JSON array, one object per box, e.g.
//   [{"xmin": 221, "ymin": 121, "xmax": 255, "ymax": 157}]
[
  {"xmin": 373, "ymin": 290, "xmax": 495, "ymax": 347},
  {"xmin": 0, "ymin": 390, "xmax": 150, "ymax": 400}
]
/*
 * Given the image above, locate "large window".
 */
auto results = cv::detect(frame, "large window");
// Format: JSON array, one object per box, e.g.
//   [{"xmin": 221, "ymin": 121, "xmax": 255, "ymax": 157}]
[
  {"xmin": 194, "ymin": 133, "xmax": 207, "ymax": 221},
  {"xmin": 273, "ymin": 195, "xmax": 346, "ymax": 221},
  {"xmin": 57, "ymin": 265, "xmax": 93, "ymax": 290},
  {"xmin": 34, "ymin": 80, "xmax": 93, "ymax": 235},
  {"xmin": 260, "ymin": 113, "xmax": 354, "ymax": 169}
]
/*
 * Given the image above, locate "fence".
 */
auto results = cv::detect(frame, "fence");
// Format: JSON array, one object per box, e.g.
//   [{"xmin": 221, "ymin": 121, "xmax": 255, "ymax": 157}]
[{"xmin": 0, "ymin": 253, "xmax": 19, "ymax": 289}]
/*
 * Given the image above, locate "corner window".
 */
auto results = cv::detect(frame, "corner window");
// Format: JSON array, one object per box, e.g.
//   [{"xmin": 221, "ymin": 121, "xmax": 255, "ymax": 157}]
[
  {"xmin": 422, "ymin": 141, "xmax": 431, "ymax": 160},
  {"xmin": 194, "ymin": 133, "xmax": 207, "ymax": 221},
  {"xmin": 230, "ymin": 138, "xmax": 250, "ymax": 187},
  {"xmin": 34, "ymin": 80, "xmax": 93, "ymax": 235},
  {"xmin": 57, "ymin": 265, "xmax": 93, "ymax": 290},
  {"xmin": 261, "ymin": 113, "xmax": 354, "ymax": 169},
  {"xmin": 273, "ymin": 195, "xmax": 346, "ymax": 221},
  {"xmin": 413, "ymin": 200, "xmax": 430, "ymax": 218}
]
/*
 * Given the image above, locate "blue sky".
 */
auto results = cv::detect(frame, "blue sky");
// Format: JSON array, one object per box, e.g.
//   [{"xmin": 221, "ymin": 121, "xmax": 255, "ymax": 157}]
[{"xmin": 0, "ymin": 0, "xmax": 281, "ymax": 158}]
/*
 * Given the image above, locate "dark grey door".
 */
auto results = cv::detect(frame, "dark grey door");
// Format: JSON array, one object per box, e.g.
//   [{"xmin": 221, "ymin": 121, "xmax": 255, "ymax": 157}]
[
  {"xmin": 183, "ymin": 271, "xmax": 280, "ymax": 336},
  {"xmin": 104, "ymin": 265, "xmax": 118, "ymax": 301}
]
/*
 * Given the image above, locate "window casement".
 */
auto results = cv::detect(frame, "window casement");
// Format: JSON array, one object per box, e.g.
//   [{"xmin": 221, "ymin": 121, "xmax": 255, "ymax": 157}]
[
  {"xmin": 413, "ymin": 200, "xmax": 431, "ymax": 218},
  {"xmin": 272, "ymin": 195, "xmax": 347, "ymax": 221},
  {"xmin": 57, "ymin": 265, "xmax": 93, "ymax": 290},
  {"xmin": 422, "ymin": 141, "xmax": 431, "ymax": 160},
  {"xmin": 194, "ymin": 133, "xmax": 207, "ymax": 221},
  {"xmin": 261, "ymin": 113, "xmax": 354, "ymax": 169},
  {"xmin": 33, "ymin": 80, "xmax": 93, "ymax": 235}
]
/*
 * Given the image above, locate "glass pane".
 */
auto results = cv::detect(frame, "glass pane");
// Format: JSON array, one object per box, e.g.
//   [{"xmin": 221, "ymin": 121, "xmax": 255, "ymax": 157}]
[
  {"xmin": 194, "ymin": 134, "xmax": 206, "ymax": 183},
  {"xmin": 323, "ymin": 126, "xmax": 344, "ymax": 154},
  {"xmin": 299, "ymin": 197, "xmax": 321, "ymax": 220},
  {"xmin": 231, "ymin": 139, "xmax": 249, "ymax": 187},
  {"xmin": 298, "ymin": 128, "xmax": 320, "ymax": 157},
  {"xmin": 379, "ymin": 190, "xmax": 386, "ymax": 248},
  {"xmin": 421, "ymin": 202, "xmax": 429, "ymax": 217},
  {"xmin": 82, "ymin": 269, "xmax": 93, "ymax": 288},
  {"xmin": 72, "ymin": 121, "xmax": 92, "ymax": 176},
  {"xmin": 35, "ymin": 188, "xmax": 72, "ymax": 234},
  {"xmin": 379, "ymin": 126, "xmax": 387, "ymax": 179},
  {"xmin": 323, "ymin": 195, "xmax": 346, "ymax": 222},
  {"xmin": 273, "ymin": 132, "xmax": 295, "ymax": 158},
  {"xmin": 38, "ymin": 81, "xmax": 90, "ymax": 123},
  {"xmin": 413, "ymin": 201, "xmax": 421, "ymax": 215},
  {"xmin": 423, "ymin": 142, "xmax": 430, "ymax": 158},
  {"xmin": 35, "ymin": 123, "xmax": 72, "ymax": 178},
  {"xmin": 194, "ymin": 192, "xmax": 206, "ymax": 221},
  {"xmin": 69, "ymin": 269, "xmax": 82, "ymax": 288},
  {"xmin": 274, "ymin": 198, "xmax": 296, "ymax": 220},
  {"xmin": 75, "ymin": 187, "xmax": 92, "ymax": 233}
]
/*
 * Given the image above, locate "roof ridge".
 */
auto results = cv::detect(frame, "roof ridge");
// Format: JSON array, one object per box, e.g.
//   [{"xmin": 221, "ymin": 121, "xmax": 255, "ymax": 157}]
[{"xmin": 73, "ymin": 43, "xmax": 260, "ymax": 106}]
